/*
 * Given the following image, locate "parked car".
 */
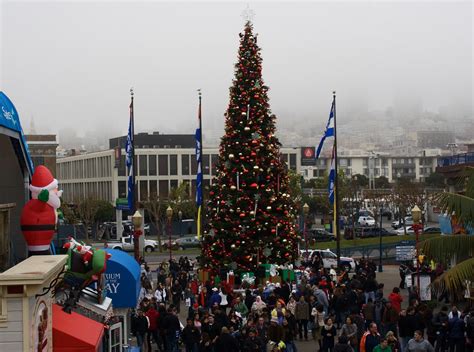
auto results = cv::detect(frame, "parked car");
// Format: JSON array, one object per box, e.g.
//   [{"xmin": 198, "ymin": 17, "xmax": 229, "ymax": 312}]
[
  {"xmin": 358, "ymin": 209, "xmax": 374, "ymax": 217},
  {"xmin": 308, "ymin": 229, "xmax": 336, "ymax": 242},
  {"xmin": 97, "ymin": 236, "xmax": 158, "ymax": 252},
  {"xmin": 344, "ymin": 226, "xmax": 397, "ymax": 239},
  {"xmin": 174, "ymin": 236, "xmax": 200, "ymax": 249},
  {"xmin": 300, "ymin": 249, "xmax": 356, "ymax": 272},
  {"xmin": 423, "ymin": 226, "xmax": 441, "ymax": 234},
  {"xmin": 358, "ymin": 216, "xmax": 376, "ymax": 226},
  {"xmin": 164, "ymin": 235, "xmax": 200, "ymax": 250},
  {"xmin": 391, "ymin": 216, "xmax": 414, "ymax": 229},
  {"xmin": 396, "ymin": 226, "xmax": 415, "ymax": 235}
]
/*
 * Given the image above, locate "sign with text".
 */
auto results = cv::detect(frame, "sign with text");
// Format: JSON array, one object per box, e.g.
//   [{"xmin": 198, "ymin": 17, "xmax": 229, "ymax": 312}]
[
  {"xmin": 396, "ymin": 245, "xmax": 416, "ymax": 261},
  {"xmin": 301, "ymin": 147, "xmax": 317, "ymax": 166},
  {"xmin": 104, "ymin": 248, "xmax": 140, "ymax": 308}
]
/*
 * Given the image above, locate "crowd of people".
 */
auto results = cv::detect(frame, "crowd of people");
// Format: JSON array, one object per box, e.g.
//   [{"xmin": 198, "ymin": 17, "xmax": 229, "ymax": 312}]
[{"xmin": 130, "ymin": 257, "xmax": 474, "ymax": 352}]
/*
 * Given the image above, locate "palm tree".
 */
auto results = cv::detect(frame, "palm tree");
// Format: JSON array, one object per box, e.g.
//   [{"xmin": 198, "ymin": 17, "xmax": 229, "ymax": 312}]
[{"xmin": 422, "ymin": 167, "xmax": 474, "ymax": 297}]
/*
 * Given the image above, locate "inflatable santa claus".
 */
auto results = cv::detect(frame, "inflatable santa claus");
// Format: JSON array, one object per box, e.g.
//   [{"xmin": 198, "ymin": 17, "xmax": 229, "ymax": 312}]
[{"xmin": 20, "ymin": 165, "xmax": 62, "ymax": 256}]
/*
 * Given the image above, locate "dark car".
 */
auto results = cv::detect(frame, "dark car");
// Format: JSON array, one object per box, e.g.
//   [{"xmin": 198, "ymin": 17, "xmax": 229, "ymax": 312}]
[
  {"xmin": 423, "ymin": 227, "xmax": 441, "ymax": 234},
  {"xmin": 344, "ymin": 226, "xmax": 396, "ymax": 239},
  {"xmin": 308, "ymin": 229, "xmax": 336, "ymax": 242}
]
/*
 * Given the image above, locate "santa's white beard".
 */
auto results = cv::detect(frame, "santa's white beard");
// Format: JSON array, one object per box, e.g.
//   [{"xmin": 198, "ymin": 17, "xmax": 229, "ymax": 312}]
[{"xmin": 47, "ymin": 191, "xmax": 61, "ymax": 209}]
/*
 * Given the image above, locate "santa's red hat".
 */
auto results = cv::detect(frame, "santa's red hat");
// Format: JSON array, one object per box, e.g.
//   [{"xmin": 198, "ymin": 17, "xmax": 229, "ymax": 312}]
[{"xmin": 29, "ymin": 166, "xmax": 58, "ymax": 194}]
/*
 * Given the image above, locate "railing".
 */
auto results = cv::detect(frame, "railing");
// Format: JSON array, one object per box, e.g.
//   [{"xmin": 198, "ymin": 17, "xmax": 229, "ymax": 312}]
[{"xmin": 438, "ymin": 152, "xmax": 474, "ymax": 167}]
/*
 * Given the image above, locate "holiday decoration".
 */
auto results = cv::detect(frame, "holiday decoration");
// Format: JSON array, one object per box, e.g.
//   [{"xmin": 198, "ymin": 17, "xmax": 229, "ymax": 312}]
[
  {"xmin": 63, "ymin": 237, "xmax": 111, "ymax": 283},
  {"xmin": 20, "ymin": 165, "xmax": 62, "ymax": 255},
  {"xmin": 200, "ymin": 21, "xmax": 297, "ymax": 272}
]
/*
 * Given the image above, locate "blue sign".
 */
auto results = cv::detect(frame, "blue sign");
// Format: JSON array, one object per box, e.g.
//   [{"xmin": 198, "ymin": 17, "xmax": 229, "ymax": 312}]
[
  {"xmin": 0, "ymin": 92, "xmax": 34, "ymax": 174},
  {"xmin": 104, "ymin": 249, "xmax": 141, "ymax": 308}
]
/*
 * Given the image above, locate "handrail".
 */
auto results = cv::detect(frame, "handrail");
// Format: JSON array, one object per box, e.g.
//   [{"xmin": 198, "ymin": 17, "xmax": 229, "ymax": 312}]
[{"xmin": 438, "ymin": 152, "xmax": 474, "ymax": 167}]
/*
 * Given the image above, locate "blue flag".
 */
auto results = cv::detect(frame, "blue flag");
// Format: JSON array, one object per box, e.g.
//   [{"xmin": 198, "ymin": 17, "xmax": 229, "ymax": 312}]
[
  {"xmin": 125, "ymin": 101, "xmax": 134, "ymax": 210},
  {"xmin": 328, "ymin": 147, "xmax": 335, "ymax": 205},
  {"xmin": 316, "ymin": 101, "xmax": 335, "ymax": 158},
  {"xmin": 195, "ymin": 127, "xmax": 203, "ymax": 207}
]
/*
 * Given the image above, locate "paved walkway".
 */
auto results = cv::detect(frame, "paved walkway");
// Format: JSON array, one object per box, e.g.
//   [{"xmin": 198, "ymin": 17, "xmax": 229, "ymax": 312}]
[{"xmin": 151, "ymin": 265, "xmax": 405, "ymax": 352}]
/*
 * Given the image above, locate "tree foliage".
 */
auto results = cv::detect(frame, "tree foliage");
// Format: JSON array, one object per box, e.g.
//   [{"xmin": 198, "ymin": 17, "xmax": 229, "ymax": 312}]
[
  {"xmin": 422, "ymin": 167, "xmax": 474, "ymax": 297},
  {"xmin": 201, "ymin": 22, "xmax": 297, "ymax": 272}
]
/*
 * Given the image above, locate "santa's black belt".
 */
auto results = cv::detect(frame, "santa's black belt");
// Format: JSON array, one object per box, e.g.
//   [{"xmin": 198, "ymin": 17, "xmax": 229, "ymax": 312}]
[{"xmin": 21, "ymin": 224, "xmax": 56, "ymax": 231}]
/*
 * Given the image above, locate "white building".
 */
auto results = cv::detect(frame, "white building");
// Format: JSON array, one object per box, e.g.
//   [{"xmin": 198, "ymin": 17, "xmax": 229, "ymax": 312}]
[
  {"xmin": 57, "ymin": 145, "xmax": 301, "ymax": 204},
  {"xmin": 299, "ymin": 147, "xmax": 439, "ymax": 183}
]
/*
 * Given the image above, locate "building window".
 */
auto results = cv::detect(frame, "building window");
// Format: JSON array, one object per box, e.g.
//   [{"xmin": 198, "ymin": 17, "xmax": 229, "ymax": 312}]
[
  {"xmin": 203, "ymin": 154, "xmax": 210, "ymax": 175},
  {"xmin": 289, "ymin": 154, "xmax": 297, "ymax": 170},
  {"xmin": 149, "ymin": 180, "xmax": 157, "ymax": 197},
  {"xmin": 182, "ymin": 155, "xmax": 190, "ymax": 175},
  {"xmin": 140, "ymin": 180, "xmax": 148, "ymax": 201},
  {"xmin": 149, "ymin": 155, "xmax": 157, "ymax": 176},
  {"xmin": 139, "ymin": 155, "xmax": 147, "ymax": 176},
  {"xmin": 211, "ymin": 154, "xmax": 218, "ymax": 175},
  {"xmin": 170, "ymin": 179, "xmax": 178, "ymax": 190},
  {"xmin": 118, "ymin": 155, "xmax": 126, "ymax": 176},
  {"xmin": 158, "ymin": 155, "xmax": 168, "ymax": 175},
  {"xmin": 170, "ymin": 155, "xmax": 177, "ymax": 175},
  {"xmin": 313, "ymin": 169, "xmax": 318, "ymax": 177},
  {"xmin": 32, "ymin": 156, "xmax": 45, "ymax": 167},
  {"xmin": 159, "ymin": 180, "xmax": 169, "ymax": 198},
  {"xmin": 191, "ymin": 154, "xmax": 197, "ymax": 174},
  {"xmin": 118, "ymin": 181, "xmax": 127, "ymax": 198}
]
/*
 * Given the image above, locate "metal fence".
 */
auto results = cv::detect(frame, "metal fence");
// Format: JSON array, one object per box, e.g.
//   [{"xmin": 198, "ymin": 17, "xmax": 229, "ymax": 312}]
[{"xmin": 438, "ymin": 152, "xmax": 474, "ymax": 167}]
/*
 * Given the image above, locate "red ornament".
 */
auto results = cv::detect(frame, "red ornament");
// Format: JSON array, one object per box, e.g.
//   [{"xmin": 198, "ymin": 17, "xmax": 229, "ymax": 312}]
[{"xmin": 250, "ymin": 183, "xmax": 258, "ymax": 188}]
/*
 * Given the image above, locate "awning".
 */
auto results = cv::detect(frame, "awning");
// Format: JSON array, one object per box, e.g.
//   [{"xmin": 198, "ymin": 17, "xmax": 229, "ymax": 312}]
[
  {"xmin": 0, "ymin": 91, "xmax": 34, "ymax": 174},
  {"xmin": 53, "ymin": 304, "xmax": 104, "ymax": 351},
  {"xmin": 104, "ymin": 249, "xmax": 140, "ymax": 308}
]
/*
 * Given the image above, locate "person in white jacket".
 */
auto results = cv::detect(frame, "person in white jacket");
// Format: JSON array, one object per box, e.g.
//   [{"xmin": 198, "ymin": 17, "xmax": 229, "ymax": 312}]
[{"xmin": 219, "ymin": 288, "xmax": 229, "ymax": 313}]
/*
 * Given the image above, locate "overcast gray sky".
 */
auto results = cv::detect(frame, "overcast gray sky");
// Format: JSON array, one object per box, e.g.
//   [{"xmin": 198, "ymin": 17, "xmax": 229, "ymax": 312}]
[{"xmin": 1, "ymin": 1, "xmax": 472, "ymax": 141}]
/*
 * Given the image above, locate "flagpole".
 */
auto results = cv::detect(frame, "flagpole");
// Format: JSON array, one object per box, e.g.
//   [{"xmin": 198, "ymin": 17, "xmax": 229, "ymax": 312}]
[
  {"xmin": 332, "ymin": 91, "xmax": 341, "ymax": 267},
  {"xmin": 197, "ymin": 90, "xmax": 203, "ymax": 239},
  {"xmin": 130, "ymin": 88, "xmax": 136, "ymax": 213}
]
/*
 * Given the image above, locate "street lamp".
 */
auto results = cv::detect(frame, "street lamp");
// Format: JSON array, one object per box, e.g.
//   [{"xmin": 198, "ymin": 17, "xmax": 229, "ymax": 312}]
[
  {"xmin": 411, "ymin": 205, "xmax": 422, "ymax": 297},
  {"xmin": 166, "ymin": 206, "xmax": 173, "ymax": 262},
  {"xmin": 178, "ymin": 210, "xmax": 183, "ymax": 237},
  {"xmin": 132, "ymin": 210, "xmax": 143, "ymax": 263},
  {"xmin": 303, "ymin": 203, "xmax": 310, "ymax": 261}
]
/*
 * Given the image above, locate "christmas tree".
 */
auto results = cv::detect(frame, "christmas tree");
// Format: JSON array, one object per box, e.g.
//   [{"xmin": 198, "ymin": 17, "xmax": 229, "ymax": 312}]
[{"xmin": 201, "ymin": 22, "xmax": 297, "ymax": 273}]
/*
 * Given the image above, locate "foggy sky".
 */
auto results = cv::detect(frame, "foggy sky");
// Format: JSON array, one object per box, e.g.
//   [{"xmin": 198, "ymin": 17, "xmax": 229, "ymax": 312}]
[{"xmin": 1, "ymin": 1, "xmax": 472, "ymax": 143}]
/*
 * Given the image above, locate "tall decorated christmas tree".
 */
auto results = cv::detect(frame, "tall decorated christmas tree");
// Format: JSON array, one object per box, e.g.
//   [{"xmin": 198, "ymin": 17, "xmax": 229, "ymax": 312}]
[{"xmin": 201, "ymin": 21, "xmax": 297, "ymax": 273}]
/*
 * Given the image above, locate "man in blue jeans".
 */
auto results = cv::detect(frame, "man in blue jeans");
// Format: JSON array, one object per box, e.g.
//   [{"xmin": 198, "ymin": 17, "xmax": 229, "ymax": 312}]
[{"xmin": 132, "ymin": 310, "xmax": 149, "ymax": 350}]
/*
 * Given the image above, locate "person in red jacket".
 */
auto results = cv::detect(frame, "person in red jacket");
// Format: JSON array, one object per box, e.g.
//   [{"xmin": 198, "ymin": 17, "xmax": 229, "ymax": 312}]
[
  {"xmin": 146, "ymin": 303, "xmax": 160, "ymax": 351},
  {"xmin": 388, "ymin": 287, "xmax": 403, "ymax": 313}
]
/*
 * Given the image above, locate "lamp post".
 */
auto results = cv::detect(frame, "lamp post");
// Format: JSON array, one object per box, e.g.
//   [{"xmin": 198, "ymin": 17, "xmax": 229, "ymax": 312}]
[
  {"xmin": 411, "ymin": 205, "xmax": 422, "ymax": 298},
  {"xmin": 132, "ymin": 210, "xmax": 143, "ymax": 263},
  {"xmin": 303, "ymin": 203, "xmax": 310, "ymax": 260},
  {"xmin": 378, "ymin": 205, "xmax": 383, "ymax": 272},
  {"xmin": 166, "ymin": 206, "xmax": 173, "ymax": 262},
  {"xmin": 178, "ymin": 210, "xmax": 183, "ymax": 237}
]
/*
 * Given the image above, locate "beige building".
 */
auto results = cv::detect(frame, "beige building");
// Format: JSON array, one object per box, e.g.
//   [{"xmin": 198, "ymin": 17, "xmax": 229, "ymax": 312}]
[
  {"xmin": 300, "ymin": 148, "xmax": 439, "ymax": 183},
  {"xmin": 57, "ymin": 146, "xmax": 301, "ymax": 204}
]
